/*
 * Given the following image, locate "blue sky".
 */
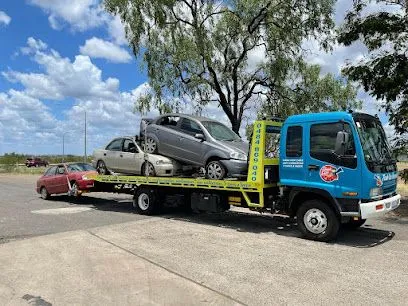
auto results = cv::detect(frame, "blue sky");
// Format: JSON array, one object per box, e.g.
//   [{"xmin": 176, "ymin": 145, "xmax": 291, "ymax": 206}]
[{"xmin": 0, "ymin": 0, "xmax": 396, "ymax": 155}]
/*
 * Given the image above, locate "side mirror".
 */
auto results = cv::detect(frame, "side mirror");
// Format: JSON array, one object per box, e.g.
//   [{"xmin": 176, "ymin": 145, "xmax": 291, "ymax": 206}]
[
  {"xmin": 194, "ymin": 133, "xmax": 205, "ymax": 141},
  {"xmin": 335, "ymin": 131, "xmax": 350, "ymax": 156}
]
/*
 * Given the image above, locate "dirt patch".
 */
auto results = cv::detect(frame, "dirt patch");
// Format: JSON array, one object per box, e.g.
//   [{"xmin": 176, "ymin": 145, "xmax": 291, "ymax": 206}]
[{"xmin": 387, "ymin": 196, "xmax": 408, "ymax": 218}]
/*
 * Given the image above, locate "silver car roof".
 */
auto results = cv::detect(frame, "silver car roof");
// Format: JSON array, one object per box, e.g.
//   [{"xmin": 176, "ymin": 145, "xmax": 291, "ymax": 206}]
[{"xmin": 155, "ymin": 113, "xmax": 218, "ymax": 123}]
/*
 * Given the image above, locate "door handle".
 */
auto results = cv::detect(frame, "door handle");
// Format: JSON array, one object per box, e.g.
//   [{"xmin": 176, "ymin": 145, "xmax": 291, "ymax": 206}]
[
  {"xmin": 120, "ymin": 154, "xmax": 123, "ymax": 158},
  {"xmin": 308, "ymin": 164, "xmax": 319, "ymax": 171},
  {"xmin": 103, "ymin": 153, "xmax": 107, "ymax": 156}
]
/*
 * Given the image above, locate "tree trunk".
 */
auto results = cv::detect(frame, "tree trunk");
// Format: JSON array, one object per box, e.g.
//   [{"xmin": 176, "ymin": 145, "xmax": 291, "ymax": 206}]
[{"xmin": 231, "ymin": 119, "xmax": 241, "ymax": 135}]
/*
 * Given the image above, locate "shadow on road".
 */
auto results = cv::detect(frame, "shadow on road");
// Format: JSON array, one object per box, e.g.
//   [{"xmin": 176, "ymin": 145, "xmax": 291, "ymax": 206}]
[{"xmin": 56, "ymin": 193, "xmax": 395, "ymax": 248}]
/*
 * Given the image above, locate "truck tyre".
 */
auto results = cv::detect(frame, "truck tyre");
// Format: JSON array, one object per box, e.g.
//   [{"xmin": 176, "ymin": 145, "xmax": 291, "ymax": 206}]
[
  {"xmin": 133, "ymin": 188, "xmax": 161, "ymax": 215},
  {"xmin": 342, "ymin": 218, "xmax": 366, "ymax": 229},
  {"xmin": 296, "ymin": 199, "xmax": 339, "ymax": 242}
]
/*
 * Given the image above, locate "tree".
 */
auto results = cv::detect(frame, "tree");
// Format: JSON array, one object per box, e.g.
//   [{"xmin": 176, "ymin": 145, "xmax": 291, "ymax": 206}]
[
  {"xmin": 105, "ymin": 0, "xmax": 337, "ymax": 134},
  {"xmin": 259, "ymin": 60, "xmax": 361, "ymax": 118},
  {"xmin": 245, "ymin": 60, "xmax": 361, "ymax": 138},
  {"xmin": 338, "ymin": 0, "xmax": 408, "ymax": 150}
]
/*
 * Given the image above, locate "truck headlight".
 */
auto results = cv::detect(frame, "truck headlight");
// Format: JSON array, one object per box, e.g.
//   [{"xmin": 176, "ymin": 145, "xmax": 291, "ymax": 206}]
[
  {"xmin": 156, "ymin": 160, "xmax": 172, "ymax": 165},
  {"xmin": 370, "ymin": 187, "xmax": 383, "ymax": 198},
  {"xmin": 230, "ymin": 152, "xmax": 247, "ymax": 161}
]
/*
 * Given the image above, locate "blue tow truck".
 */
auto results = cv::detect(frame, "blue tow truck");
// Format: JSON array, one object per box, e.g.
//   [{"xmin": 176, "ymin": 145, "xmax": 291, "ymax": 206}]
[{"xmin": 93, "ymin": 111, "xmax": 401, "ymax": 241}]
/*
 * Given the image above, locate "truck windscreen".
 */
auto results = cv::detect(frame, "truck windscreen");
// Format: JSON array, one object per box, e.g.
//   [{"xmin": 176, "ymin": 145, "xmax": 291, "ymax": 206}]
[{"xmin": 353, "ymin": 116, "xmax": 395, "ymax": 171}]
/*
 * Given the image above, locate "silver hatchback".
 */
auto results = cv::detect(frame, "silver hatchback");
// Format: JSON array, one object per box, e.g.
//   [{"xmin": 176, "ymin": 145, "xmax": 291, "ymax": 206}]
[{"xmin": 142, "ymin": 114, "xmax": 248, "ymax": 179}]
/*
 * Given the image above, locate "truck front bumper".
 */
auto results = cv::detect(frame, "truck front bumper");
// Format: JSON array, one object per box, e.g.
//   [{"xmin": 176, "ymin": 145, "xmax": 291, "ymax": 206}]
[{"xmin": 359, "ymin": 194, "xmax": 401, "ymax": 219}]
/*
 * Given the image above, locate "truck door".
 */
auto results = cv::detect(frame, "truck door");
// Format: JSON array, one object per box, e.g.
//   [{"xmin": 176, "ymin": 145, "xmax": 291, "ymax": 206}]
[
  {"xmin": 280, "ymin": 125, "xmax": 306, "ymax": 185},
  {"xmin": 306, "ymin": 121, "xmax": 361, "ymax": 201}
]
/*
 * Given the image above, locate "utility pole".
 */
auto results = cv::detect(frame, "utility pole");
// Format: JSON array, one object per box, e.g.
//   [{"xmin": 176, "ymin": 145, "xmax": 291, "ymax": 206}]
[
  {"xmin": 84, "ymin": 111, "xmax": 87, "ymax": 163},
  {"xmin": 62, "ymin": 133, "xmax": 65, "ymax": 162}
]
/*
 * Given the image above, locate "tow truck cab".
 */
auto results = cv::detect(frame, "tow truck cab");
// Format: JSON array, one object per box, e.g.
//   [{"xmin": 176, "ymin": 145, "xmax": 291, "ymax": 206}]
[{"xmin": 279, "ymin": 111, "xmax": 401, "ymax": 238}]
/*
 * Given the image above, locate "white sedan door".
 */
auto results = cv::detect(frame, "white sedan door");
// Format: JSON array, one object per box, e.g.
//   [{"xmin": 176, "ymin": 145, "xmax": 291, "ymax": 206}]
[
  {"xmin": 116, "ymin": 139, "xmax": 143, "ymax": 174},
  {"xmin": 103, "ymin": 138, "xmax": 123, "ymax": 172}
]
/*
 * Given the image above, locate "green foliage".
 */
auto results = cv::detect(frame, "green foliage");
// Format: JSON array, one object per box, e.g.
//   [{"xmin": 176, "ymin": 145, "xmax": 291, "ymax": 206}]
[
  {"xmin": 259, "ymin": 60, "xmax": 361, "ymax": 118},
  {"xmin": 338, "ymin": 0, "xmax": 408, "ymax": 148},
  {"xmin": 0, "ymin": 153, "xmax": 91, "ymax": 165},
  {"xmin": 401, "ymin": 169, "xmax": 408, "ymax": 184},
  {"xmin": 105, "ymin": 0, "xmax": 337, "ymax": 133}
]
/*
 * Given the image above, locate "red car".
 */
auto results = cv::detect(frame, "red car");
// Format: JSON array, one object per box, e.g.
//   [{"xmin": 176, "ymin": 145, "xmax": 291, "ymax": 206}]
[
  {"xmin": 26, "ymin": 157, "xmax": 49, "ymax": 167},
  {"xmin": 36, "ymin": 163, "xmax": 97, "ymax": 199}
]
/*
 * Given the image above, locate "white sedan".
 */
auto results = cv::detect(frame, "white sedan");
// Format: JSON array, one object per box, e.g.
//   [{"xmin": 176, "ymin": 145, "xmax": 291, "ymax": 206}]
[{"xmin": 92, "ymin": 136, "xmax": 181, "ymax": 176}]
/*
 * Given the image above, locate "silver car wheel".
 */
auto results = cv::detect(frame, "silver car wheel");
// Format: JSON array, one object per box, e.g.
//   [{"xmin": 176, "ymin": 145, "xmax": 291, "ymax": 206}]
[
  {"xmin": 206, "ymin": 161, "xmax": 224, "ymax": 180},
  {"xmin": 143, "ymin": 162, "xmax": 156, "ymax": 176},
  {"xmin": 137, "ymin": 193, "xmax": 150, "ymax": 211},
  {"xmin": 303, "ymin": 208, "xmax": 327, "ymax": 234},
  {"xmin": 144, "ymin": 138, "xmax": 157, "ymax": 153},
  {"xmin": 97, "ymin": 161, "xmax": 107, "ymax": 175}
]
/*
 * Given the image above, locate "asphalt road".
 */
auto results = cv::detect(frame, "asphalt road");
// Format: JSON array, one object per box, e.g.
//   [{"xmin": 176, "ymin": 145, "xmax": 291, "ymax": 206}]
[
  {"xmin": 1, "ymin": 174, "xmax": 408, "ymax": 304},
  {"xmin": 0, "ymin": 174, "xmax": 148, "ymax": 243}
]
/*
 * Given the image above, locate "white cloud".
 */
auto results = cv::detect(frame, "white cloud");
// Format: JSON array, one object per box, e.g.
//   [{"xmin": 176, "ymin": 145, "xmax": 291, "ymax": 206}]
[
  {"xmin": 20, "ymin": 37, "xmax": 48, "ymax": 55},
  {"xmin": 28, "ymin": 0, "xmax": 128, "ymax": 47},
  {"xmin": 28, "ymin": 0, "xmax": 107, "ymax": 32},
  {"xmin": 0, "ymin": 38, "xmax": 150, "ymax": 154},
  {"xmin": 4, "ymin": 38, "xmax": 121, "ymax": 100},
  {"xmin": 108, "ymin": 15, "xmax": 128, "ymax": 46},
  {"xmin": 79, "ymin": 37, "xmax": 132, "ymax": 63},
  {"xmin": 0, "ymin": 90, "xmax": 60, "ymax": 149},
  {"xmin": 0, "ymin": 10, "xmax": 11, "ymax": 26}
]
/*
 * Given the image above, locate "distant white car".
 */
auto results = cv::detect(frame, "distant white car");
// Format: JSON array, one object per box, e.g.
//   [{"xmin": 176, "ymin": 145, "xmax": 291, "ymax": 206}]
[{"xmin": 92, "ymin": 136, "xmax": 180, "ymax": 176}]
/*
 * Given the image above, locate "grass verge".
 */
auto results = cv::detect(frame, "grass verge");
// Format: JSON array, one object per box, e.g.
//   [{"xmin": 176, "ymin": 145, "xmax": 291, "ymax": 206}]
[{"xmin": 0, "ymin": 165, "xmax": 46, "ymax": 175}]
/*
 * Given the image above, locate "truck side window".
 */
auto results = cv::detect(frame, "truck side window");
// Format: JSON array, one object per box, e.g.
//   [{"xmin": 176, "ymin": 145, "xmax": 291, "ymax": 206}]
[
  {"xmin": 286, "ymin": 126, "xmax": 303, "ymax": 157},
  {"xmin": 310, "ymin": 122, "xmax": 356, "ymax": 168}
]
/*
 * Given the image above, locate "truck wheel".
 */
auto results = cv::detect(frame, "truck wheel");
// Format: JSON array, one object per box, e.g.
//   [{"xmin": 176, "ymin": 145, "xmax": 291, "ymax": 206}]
[
  {"xmin": 133, "ymin": 188, "xmax": 161, "ymax": 215},
  {"xmin": 296, "ymin": 200, "xmax": 339, "ymax": 242},
  {"xmin": 342, "ymin": 218, "xmax": 366, "ymax": 229}
]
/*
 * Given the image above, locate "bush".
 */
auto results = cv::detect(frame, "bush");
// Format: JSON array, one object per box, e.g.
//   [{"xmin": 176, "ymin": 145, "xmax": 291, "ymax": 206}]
[{"xmin": 401, "ymin": 169, "xmax": 408, "ymax": 184}]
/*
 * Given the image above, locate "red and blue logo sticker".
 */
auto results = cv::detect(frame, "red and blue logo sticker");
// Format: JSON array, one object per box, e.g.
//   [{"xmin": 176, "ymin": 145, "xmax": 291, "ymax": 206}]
[
  {"xmin": 319, "ymin": 165, "xmax": 343, "ymax": 183},
  {"xmin": 374, "ymin": 174, "xmax": 383, "ymax": 187}
]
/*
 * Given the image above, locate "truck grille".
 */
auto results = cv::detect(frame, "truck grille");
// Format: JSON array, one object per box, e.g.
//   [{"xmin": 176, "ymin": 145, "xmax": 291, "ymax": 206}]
[{"xmin": 383, "ymin": 185, "xmax": 395, "ymax": 196}]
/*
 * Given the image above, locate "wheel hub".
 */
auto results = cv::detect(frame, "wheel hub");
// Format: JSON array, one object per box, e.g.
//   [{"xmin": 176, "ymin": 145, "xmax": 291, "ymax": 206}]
[
  {"xmin": 207, "ymin": 162, "xmax": 222, "ymax": 179},
  {"xmin": 144, "ymin": 138, "xmax": 156, "ymax": 153},
  {"xmin": 303, "ymin": 208, "xmax": 327, "ymax": 234},
  {"xmin": 138, "ymin": 193, "xmax": 150, "ymax": 210}
]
